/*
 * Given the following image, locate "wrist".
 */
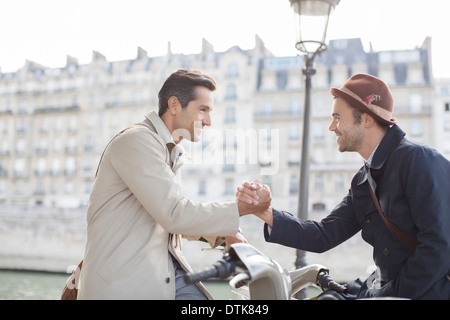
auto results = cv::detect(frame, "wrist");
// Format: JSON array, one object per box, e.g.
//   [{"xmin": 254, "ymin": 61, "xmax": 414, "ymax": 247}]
[{"xmin": 261, "ymin": 207, "xmax": 274, "ymax": 227}]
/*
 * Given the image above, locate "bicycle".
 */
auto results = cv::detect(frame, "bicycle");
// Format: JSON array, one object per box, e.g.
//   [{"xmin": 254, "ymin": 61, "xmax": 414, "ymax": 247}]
[{"xmin": 185, "ymin": 243, "xmax": 347, "ymax": 300}]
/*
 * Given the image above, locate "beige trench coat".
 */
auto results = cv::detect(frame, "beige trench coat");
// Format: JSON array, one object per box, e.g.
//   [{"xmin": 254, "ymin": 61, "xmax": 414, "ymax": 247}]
[{"xmin": 78, "ymin": 111, "xmax": 239, "ymax": 299}]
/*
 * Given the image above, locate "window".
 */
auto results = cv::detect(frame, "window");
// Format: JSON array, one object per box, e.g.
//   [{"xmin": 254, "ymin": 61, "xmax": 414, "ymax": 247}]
[
  {"xmin": 16, "ymin": 118, "xmax": 26, "ymax": 134},
  {"xmin": 84, "ymin": 136, "xmax": 94, "ymax": 152},
  {"xmin": 313, "ymin": 97, "xmax": 325, "ymax": 112},
  {"xmin": 262, "ymin": 101, "xmax": 272, "ymax": 116},
  {"xmin": 18, "ymin": 100, "xmax": 28, "ymax": 114},
  {"xmin": 15, "ymin": 180, "xmax": 25, "ymax": 195},
  {"xmin": 313, "ymin": 123, "xmax": 324, "ymax": 140},
  {"xmin": 35, "ymin": 180, "xmax": 45, "ymax": 195},
  {"xmin": 225, "ymin": 107, "xmax": 235, "ymax": 123},
  {"xmin": 83, "ymin": 156, "xmax": 92, "ymax": 173},
  {"xmin": 443, "ymin": 120, "xmax": 450, "ymax": 132},
  {"xmin": 224, "ymin": 178, "xmax": 234, "ymax": 195},
  {"xmin": 288, "ymin": 149, "xmax": 300, "ymax": 167},
  {"xmin": 66, "ymin": 137, "xmax": 77, "ymax": 154},
  {"xmin": 410, "ymin": 119, "xmax": 423, "ymax": 137},
  {"xmin": 0, "ymin": 160, "xmax": 7, "ymax": 176},
  {"xmin": 85, "ymin": 181, "xmax": 92, "ymax": 194},
  {"xmin": 314, "ymin": 175, "xmax": 324, "ymax": 193},
  {"xmin": 289, "ymin": 99, "xmax": 300, "ymax": 115},
  {"xmin": 68, "ymin": 116, "xmax": 78, "ymax": 132},
  {"xmin": 261, "ymin": 125, "xmax": 272, "ymax": 142},
  {"xmin": 36, "ymin": 158, "xmax": 47, "ymax": 176},
  {"xmin": 225, "ymin": 85, "xmax": 237, "ymax": 100},
  {"xmin": 53, "ymin": 138, "xmax": 62, "ymax": 153},
  {"xmin": 289, "ymin": 175, "xmax": 298, "ymax": 195},
  {"xmin": 289, "ymin": 124, "xmax": 299, "ymax": 140},
  {"xmin": 51, "ymin": 158, "xmax": 60, "ymax": 175},
  {"xmin": 39, "ymin": 117, "xmax": 49, "ymax": 133},
  {"xmin": 54, "ymin": 117, "xmax": 63, "ymax": 132},
  {"xmin": 276, "ymin": 70, "xmax": 287, "ymax": 90},
  {"xmin": 1, "ymin": 141, "xmax": 9, "ymax": 156},
  {"xmin": 409, "ymin": 94, "xmax": 422, "ymax": 114},
  {"xmin": 14, "ymin": 159, "xmax": 26, "ymax": 177},
  {"xmin": 335, "ymin": 175, "xmax": 345, "ymax": 192},
  {"xmin": 65, "ymin": 157, "xmax": 76, "ymax": 176},
  {"xmin": 15, "ymin": 139, "xmax": 26, "ymax": 155},
  {"xmin": 226, "ymin": 64, "xmax": 239, "ymax": 78},
  {"xmin": 2, "ymin": 119, "xmax": 8, "ymax": 134},
  {"xmin": 64, "ymin": 181, "xmax": 74, "ymax": 195}
]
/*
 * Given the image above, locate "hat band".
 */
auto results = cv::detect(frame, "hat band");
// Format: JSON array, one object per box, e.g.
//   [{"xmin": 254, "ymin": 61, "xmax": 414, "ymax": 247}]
[{"xmin": 339, "ymin": 86, "xmax": 393, "ymax": 121}]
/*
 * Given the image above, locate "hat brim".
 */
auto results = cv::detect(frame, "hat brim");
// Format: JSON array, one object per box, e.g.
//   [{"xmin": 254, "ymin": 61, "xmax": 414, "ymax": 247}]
[{"xmin": 330, "ymin": 87, "xmax": 397, "ymax": 125}]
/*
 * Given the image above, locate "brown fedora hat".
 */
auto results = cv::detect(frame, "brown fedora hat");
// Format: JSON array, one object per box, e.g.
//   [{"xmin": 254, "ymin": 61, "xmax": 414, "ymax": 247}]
[{"xmin": 330, "ymin": 74, "xmax": 397, "ymax": 125}]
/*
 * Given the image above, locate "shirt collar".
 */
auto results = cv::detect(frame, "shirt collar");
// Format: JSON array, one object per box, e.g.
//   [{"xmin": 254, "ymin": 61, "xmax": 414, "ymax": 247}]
[{"xmin": 365, "ymin": 144, "xmax": 379, "ymax": 168}]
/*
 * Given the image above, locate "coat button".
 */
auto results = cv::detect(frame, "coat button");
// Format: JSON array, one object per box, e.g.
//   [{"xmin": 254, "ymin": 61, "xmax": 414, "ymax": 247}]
[
  {"xmin": 383, "ymin": 248, "xmax": 390, "ymax": 256},
  {"xmin": 366, "ymin": 217, "xmax": 371, "ymax": 224},
  {"xmin": 165, "ymin": 277, "xmax": 170, "ymax": 283}
]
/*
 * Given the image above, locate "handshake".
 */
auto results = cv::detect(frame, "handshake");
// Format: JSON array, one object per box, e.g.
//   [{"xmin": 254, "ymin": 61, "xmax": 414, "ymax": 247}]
[{"xmin": 236, "ymin": 179, "xmax": 274, "ymax": 227}]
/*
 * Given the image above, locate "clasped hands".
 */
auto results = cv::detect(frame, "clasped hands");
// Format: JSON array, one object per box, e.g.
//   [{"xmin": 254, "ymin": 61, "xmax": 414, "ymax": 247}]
[
  {"xmin": 225, "ymin": 179, "xmax": 273, "ymax": 247},
  {"xmin": 236, "ymin": 179, "xmax": 273, "ymax": 227}
]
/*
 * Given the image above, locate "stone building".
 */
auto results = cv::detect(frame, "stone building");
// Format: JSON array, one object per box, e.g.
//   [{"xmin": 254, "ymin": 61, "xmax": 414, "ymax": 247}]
[{"xmin": 0, "ymin": 36, "xmax": 442, "ymax": 217}]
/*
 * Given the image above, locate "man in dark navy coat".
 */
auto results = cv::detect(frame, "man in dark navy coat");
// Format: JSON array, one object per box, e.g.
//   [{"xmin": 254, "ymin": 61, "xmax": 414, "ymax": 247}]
[{"xmin": 237, "ymin": 74, "xmax": 450, "ymax": 299}]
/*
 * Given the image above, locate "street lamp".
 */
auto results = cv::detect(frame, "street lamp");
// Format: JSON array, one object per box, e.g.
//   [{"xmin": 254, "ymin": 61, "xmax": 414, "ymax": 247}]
[{"xmin": 289, "ymin": 0, "xmax": 339, "ymax": 298}]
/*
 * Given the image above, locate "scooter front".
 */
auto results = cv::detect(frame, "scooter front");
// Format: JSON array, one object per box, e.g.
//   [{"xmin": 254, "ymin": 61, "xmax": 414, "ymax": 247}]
[{"xmin": 228, "ymin": 243, "xmax": 292, "ymax": 300}]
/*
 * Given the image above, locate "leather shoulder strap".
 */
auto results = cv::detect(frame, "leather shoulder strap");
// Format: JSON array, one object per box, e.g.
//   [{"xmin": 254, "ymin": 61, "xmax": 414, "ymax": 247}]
[{"xmin": 368, "ymin": 186, "xmax": 419, "ymax": 252}]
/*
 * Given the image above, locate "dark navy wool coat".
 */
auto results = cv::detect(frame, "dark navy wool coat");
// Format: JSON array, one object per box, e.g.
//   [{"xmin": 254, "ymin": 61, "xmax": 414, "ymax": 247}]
[{"xmin": 265, "ymin": 125, "xmax": 450, "ymax": 299}]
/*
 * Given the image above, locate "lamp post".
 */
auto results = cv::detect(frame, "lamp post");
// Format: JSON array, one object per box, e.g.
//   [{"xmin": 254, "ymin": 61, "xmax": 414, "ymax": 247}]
[{"xmin": 288, "ymin": 0, "xmax": 339, "ymax": 299}]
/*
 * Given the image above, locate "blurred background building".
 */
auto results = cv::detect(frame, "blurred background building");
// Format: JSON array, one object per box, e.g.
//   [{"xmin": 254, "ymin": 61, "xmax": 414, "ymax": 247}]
[{"xmin": 1, "ymin": 35, "xmax": 449, "ymax": 275}]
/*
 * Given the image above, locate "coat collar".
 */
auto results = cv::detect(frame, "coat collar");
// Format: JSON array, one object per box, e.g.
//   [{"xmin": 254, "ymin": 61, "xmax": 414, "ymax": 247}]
[
  {"xmin": 144, "ymin": 111, "xmax": 186, "ymax": 172},
  {"xmin": 357, "ymin": 124, "xmax": 406, "ymax": 186},
  {"xmin": 371, "ymin": 124, "xmax": 406, "ymax": 170},
  {"xmin": 145, "ymin": 111, "xmax": 176, "ymax": 147}
]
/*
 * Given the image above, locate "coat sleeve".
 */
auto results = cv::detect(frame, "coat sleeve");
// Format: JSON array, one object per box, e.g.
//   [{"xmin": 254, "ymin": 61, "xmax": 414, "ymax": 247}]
[
  {"xmin": 384, "ymin": 147, "xmax": 450, "ymax": 299},
  {"xmin": 265, "ymin": 192, "xmax": 361, "ymax": 253},
  {"xmin": 107, "ymin": 127, "xmax": 239, "ymax": 237}
]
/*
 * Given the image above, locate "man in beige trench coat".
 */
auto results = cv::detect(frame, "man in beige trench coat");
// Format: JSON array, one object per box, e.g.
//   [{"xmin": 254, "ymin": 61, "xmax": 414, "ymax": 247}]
[{"xmin": 77, "ymin": 69, "xmax": 268, "ymax": 299}]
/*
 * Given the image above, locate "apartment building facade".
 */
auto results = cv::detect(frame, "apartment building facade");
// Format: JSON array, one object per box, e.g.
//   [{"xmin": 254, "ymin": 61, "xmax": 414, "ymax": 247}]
[{"xmin": 0, "ymin": 36, "xmax": 443, "ymax": 217}]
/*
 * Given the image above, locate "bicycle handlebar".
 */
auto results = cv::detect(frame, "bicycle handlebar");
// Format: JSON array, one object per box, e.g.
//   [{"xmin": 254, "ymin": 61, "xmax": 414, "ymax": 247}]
[
  {"xmin": 317, "ymin": 270, "xmax": 348, "ymax": 294},
  {"xmin": 184, "ymin": 256, "xmax": 236, "ymax": 284}
]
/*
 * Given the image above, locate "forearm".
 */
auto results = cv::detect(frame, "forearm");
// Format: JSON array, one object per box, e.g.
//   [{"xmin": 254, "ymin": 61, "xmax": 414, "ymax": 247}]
[{"xmin": 266, "ymin": 209, "xmax": 360, "ymax": 253}]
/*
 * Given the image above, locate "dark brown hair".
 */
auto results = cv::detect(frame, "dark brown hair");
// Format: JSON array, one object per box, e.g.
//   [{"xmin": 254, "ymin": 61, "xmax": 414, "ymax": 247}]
[{"xmin": 158, "ymin": 69, "xmax": 216, "ymax": 116}]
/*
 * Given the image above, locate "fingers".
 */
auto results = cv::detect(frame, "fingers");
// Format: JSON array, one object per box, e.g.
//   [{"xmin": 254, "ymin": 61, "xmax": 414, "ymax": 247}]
[
  {"xmin": 243, "ymin": 180, "xmax": 262, "ymax": 190},
  {"xmin": 235, "ymin": 179, "xmax": 270, "ymax": 208},
  {"xmin": 236, "ymin": 191, "xmax": 258, "ymax": 205},
  {"xmin": 225, "ymin": 233, "xmax": 248, "ymax": 247},
  {"xmin": 236, "ymin": 180, "xmax": 261, "ymax": 205}
]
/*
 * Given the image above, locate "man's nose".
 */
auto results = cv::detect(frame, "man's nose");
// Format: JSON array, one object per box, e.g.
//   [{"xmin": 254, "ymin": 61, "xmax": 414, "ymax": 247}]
[
  {"xmin": 328, "ymin": 121, "xmax": 335, "ymax": 132},
  {"xmin": 203, "ymin": 114, "xmax": 211, "ymax": 127}
]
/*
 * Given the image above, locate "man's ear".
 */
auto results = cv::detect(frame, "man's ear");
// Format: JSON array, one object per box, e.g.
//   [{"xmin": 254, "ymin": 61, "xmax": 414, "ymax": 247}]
[
  {"xmin": 362, "ymin": 113, "xmax": 375, "ymax": 128},
  {"xmin": 167, "ymin": 96, "xmax": 180, "ymax": 115}
]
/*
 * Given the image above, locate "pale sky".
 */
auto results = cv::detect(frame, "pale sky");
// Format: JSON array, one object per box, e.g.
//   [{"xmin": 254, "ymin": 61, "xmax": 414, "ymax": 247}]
[{"xmin": 1, "ymin": 0, "xmax": 449, "ymax": 77}]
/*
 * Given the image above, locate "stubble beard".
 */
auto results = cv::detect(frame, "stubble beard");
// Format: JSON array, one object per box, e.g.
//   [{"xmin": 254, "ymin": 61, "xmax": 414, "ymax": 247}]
[{"xmin": 337, "ymin": 126, "xmax": 364, "ymax": 153}]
